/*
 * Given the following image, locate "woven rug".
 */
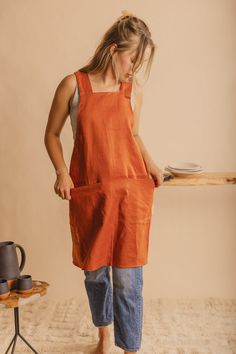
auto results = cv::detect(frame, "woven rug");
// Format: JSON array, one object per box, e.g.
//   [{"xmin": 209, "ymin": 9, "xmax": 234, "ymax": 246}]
[{"xmin": 0, "ymin": 297, "xmax": 236, "ymax": 353}]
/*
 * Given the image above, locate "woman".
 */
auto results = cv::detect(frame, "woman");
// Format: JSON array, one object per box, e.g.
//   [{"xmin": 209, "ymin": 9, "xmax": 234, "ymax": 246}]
[{"xmin": 44, "ymin": 10, "xmax": 164, "ymax": 354}]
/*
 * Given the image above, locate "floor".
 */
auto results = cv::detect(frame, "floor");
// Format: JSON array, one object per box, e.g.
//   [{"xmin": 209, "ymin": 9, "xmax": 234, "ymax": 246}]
[{"xmin": 0, "ymin": 297, "xmax": 236, "ymax": 353}]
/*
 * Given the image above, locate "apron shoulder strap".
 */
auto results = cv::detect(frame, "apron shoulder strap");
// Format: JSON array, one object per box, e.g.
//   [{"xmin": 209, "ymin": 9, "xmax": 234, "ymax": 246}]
[{"xmin": 73, "ymin": 70, "xmax": 90, "ymax": 95}]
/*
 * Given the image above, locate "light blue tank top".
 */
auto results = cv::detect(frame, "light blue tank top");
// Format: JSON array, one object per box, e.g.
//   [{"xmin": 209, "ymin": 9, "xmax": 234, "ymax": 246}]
[{"xmin": 69, "ymin": 79, "xmax": 136, "ymax": 141}]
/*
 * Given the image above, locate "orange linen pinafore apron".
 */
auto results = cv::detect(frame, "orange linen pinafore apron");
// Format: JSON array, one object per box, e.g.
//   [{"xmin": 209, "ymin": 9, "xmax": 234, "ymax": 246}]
[{"xmin": 69, "ymin": 70, "xmax": 156, "ymax": 271}]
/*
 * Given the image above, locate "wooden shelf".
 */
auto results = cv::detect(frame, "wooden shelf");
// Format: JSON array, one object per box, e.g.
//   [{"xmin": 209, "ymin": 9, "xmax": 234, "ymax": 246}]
[{"xmin": 163, "ymin": 172, "xmax": 236, "ymax": 186}]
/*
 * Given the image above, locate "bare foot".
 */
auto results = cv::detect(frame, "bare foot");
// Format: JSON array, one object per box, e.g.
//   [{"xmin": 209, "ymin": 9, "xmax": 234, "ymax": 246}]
[{"xmin": 92, "ymin": 326, "xmax": 111, "ymax": 354}]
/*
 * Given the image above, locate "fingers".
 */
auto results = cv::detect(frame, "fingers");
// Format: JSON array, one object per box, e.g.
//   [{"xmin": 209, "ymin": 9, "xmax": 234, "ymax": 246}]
[
  {"xmin": 54, "ymin": 175, "xmax": 74, "ymax": 200},
  {"xmin": 54, "ymin": 185, "xmax": 72, "ymax": 200},
  {"xmin": 58, "ymin": 190, "xmax": 71, "ymax": 200},
  {"xmin": 160, "ymin": 171, "xmax": 165, "ymax": 184},
  {"xmin": 65, "ymin": 190, "xmax": 72, "ymax": 200},
  {"xmin": 156, "ymin": 174, "xmax": 164, "ymax": 187}
]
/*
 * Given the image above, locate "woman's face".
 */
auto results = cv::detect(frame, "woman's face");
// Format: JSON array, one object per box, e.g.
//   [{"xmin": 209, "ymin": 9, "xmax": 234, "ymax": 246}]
[{"xmin": 112, "ymin": 45, "xmax": 151, "ymax": 82}]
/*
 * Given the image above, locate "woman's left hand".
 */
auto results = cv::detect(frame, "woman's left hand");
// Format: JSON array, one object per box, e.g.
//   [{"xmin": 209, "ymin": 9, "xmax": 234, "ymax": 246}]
[{"xmin": 147, "ymin": 163, "xmax": 164, "ymax": 187}]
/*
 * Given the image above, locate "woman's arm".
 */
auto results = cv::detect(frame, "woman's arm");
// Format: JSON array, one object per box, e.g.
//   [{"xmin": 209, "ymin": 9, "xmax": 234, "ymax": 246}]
[
  {"xmin": 44, "ymin": 74, "xmax": 76, "ymax": 200},
  {"xmin": 131, "ymin": 84, "xmax": 164, "ymax": 187}
]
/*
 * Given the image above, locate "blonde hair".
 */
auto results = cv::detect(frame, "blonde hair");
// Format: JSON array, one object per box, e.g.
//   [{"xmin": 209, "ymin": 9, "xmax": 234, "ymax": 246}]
[{"xmin": 79, "ymin": 10, "xmax": 157, "ymax": 90}]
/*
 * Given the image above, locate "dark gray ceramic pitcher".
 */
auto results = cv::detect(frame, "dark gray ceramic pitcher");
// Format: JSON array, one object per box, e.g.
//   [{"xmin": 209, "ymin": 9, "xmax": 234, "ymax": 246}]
[{"xmin": 0, "ymin": 241, "xmax": 26, "ymax": 280}]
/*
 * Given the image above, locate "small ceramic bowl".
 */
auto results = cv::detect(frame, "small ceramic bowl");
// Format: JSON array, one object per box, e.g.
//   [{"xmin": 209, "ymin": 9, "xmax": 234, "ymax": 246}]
[
  {"xmin": 0, "ymin": 279, "xmax": 10, "ymax": 299},
  {"xmin": 16, "ymin": 275, "xmax": 33, "ymax": 294}
]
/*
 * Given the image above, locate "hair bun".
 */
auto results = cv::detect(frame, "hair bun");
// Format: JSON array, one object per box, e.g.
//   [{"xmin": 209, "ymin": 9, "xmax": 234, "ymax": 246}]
[{"xmin": 117, "ymin": 9, "xmax": 134, "ymax": 21}]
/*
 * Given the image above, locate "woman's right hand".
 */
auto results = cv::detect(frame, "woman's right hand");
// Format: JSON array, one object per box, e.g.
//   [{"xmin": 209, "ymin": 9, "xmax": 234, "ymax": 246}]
[{"xmin": 54, "ymin": 171, "xmax": 74, "ymax": 200}]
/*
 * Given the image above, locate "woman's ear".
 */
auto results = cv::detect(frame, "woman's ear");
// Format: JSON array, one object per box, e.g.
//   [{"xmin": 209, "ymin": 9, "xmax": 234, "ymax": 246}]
[{"xmin": 109, "ymin": 43, "xmax": 117, "ymax": 56}]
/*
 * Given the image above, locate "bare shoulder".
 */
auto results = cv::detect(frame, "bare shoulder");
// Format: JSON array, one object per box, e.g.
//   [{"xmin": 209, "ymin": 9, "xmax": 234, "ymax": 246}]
[
  {"xmin": 57, "ymin": 73, "xmax": 76, "ymax": 96},
  {"xmin": 51, "ymin": 73, "xmax": 77, "ymax": 110},
  {"xmin": 132, "ymin": 77, "xmax": 143, "ymax": 105},
  {"xmin": 133, "ymin": 77, "xmax": 142, "ymax": 92}
]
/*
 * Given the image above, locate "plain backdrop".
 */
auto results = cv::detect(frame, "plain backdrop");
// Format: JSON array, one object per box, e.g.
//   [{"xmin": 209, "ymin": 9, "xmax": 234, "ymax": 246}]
[{"xmin": 0, "ymin": 0, "xmax": 236, "ymax": 300}]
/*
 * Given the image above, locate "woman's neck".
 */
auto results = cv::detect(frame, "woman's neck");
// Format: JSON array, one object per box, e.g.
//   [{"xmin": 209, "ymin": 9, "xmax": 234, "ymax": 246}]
[{"xmin": 88, "ymin": 70, "xmax": 121, "ymax": 92}]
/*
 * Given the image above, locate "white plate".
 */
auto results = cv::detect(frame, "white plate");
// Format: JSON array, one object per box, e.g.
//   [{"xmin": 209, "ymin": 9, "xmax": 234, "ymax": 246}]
[
  {"xmin": 168, "ymin": 161, "xmax": 202, "ymax": 170},
  {"xmin": 167, "ymin": 166, "xmax": 203, "ymax": 172},
  {"xmin": 165, "ymin": 167, "xmax": 204, "ymax": 177}
]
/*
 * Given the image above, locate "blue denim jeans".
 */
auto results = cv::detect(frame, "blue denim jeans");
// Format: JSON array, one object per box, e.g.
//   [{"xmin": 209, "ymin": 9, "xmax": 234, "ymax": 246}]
[{"xmin": 84, "ymin": 265, "xmax": 143, "ymax": 352}]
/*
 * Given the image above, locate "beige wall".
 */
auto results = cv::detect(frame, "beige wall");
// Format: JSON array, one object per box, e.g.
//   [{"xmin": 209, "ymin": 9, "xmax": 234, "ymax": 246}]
[{"xmin": 0, "ymin": 0, "xmax": 236, "ymax": 301}]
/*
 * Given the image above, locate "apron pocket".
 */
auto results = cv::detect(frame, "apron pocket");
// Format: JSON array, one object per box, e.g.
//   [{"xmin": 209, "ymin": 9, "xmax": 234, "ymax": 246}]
[
  {"xmin": 69, "ymin": 183, "xmax": 107, "ymax": 255},
  {"xmin": 123, "ymin": 177, "xmax": 155, "ymax": 224},
  {"xmin": 70, "ymin": 181, "xmax": 103, "ymax": 194}
]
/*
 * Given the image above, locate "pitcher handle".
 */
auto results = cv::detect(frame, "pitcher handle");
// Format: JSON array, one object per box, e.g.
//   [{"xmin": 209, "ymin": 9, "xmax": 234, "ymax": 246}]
[{"xmin": 15, "ymin": 244, "xmax": 26, "ymax": 272}]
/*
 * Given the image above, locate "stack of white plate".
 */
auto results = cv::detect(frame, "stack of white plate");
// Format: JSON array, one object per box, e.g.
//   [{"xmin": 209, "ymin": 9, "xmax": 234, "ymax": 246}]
[{"xmin": 164, "ymin": 161, "xmax": 204, "ymax": 177}]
